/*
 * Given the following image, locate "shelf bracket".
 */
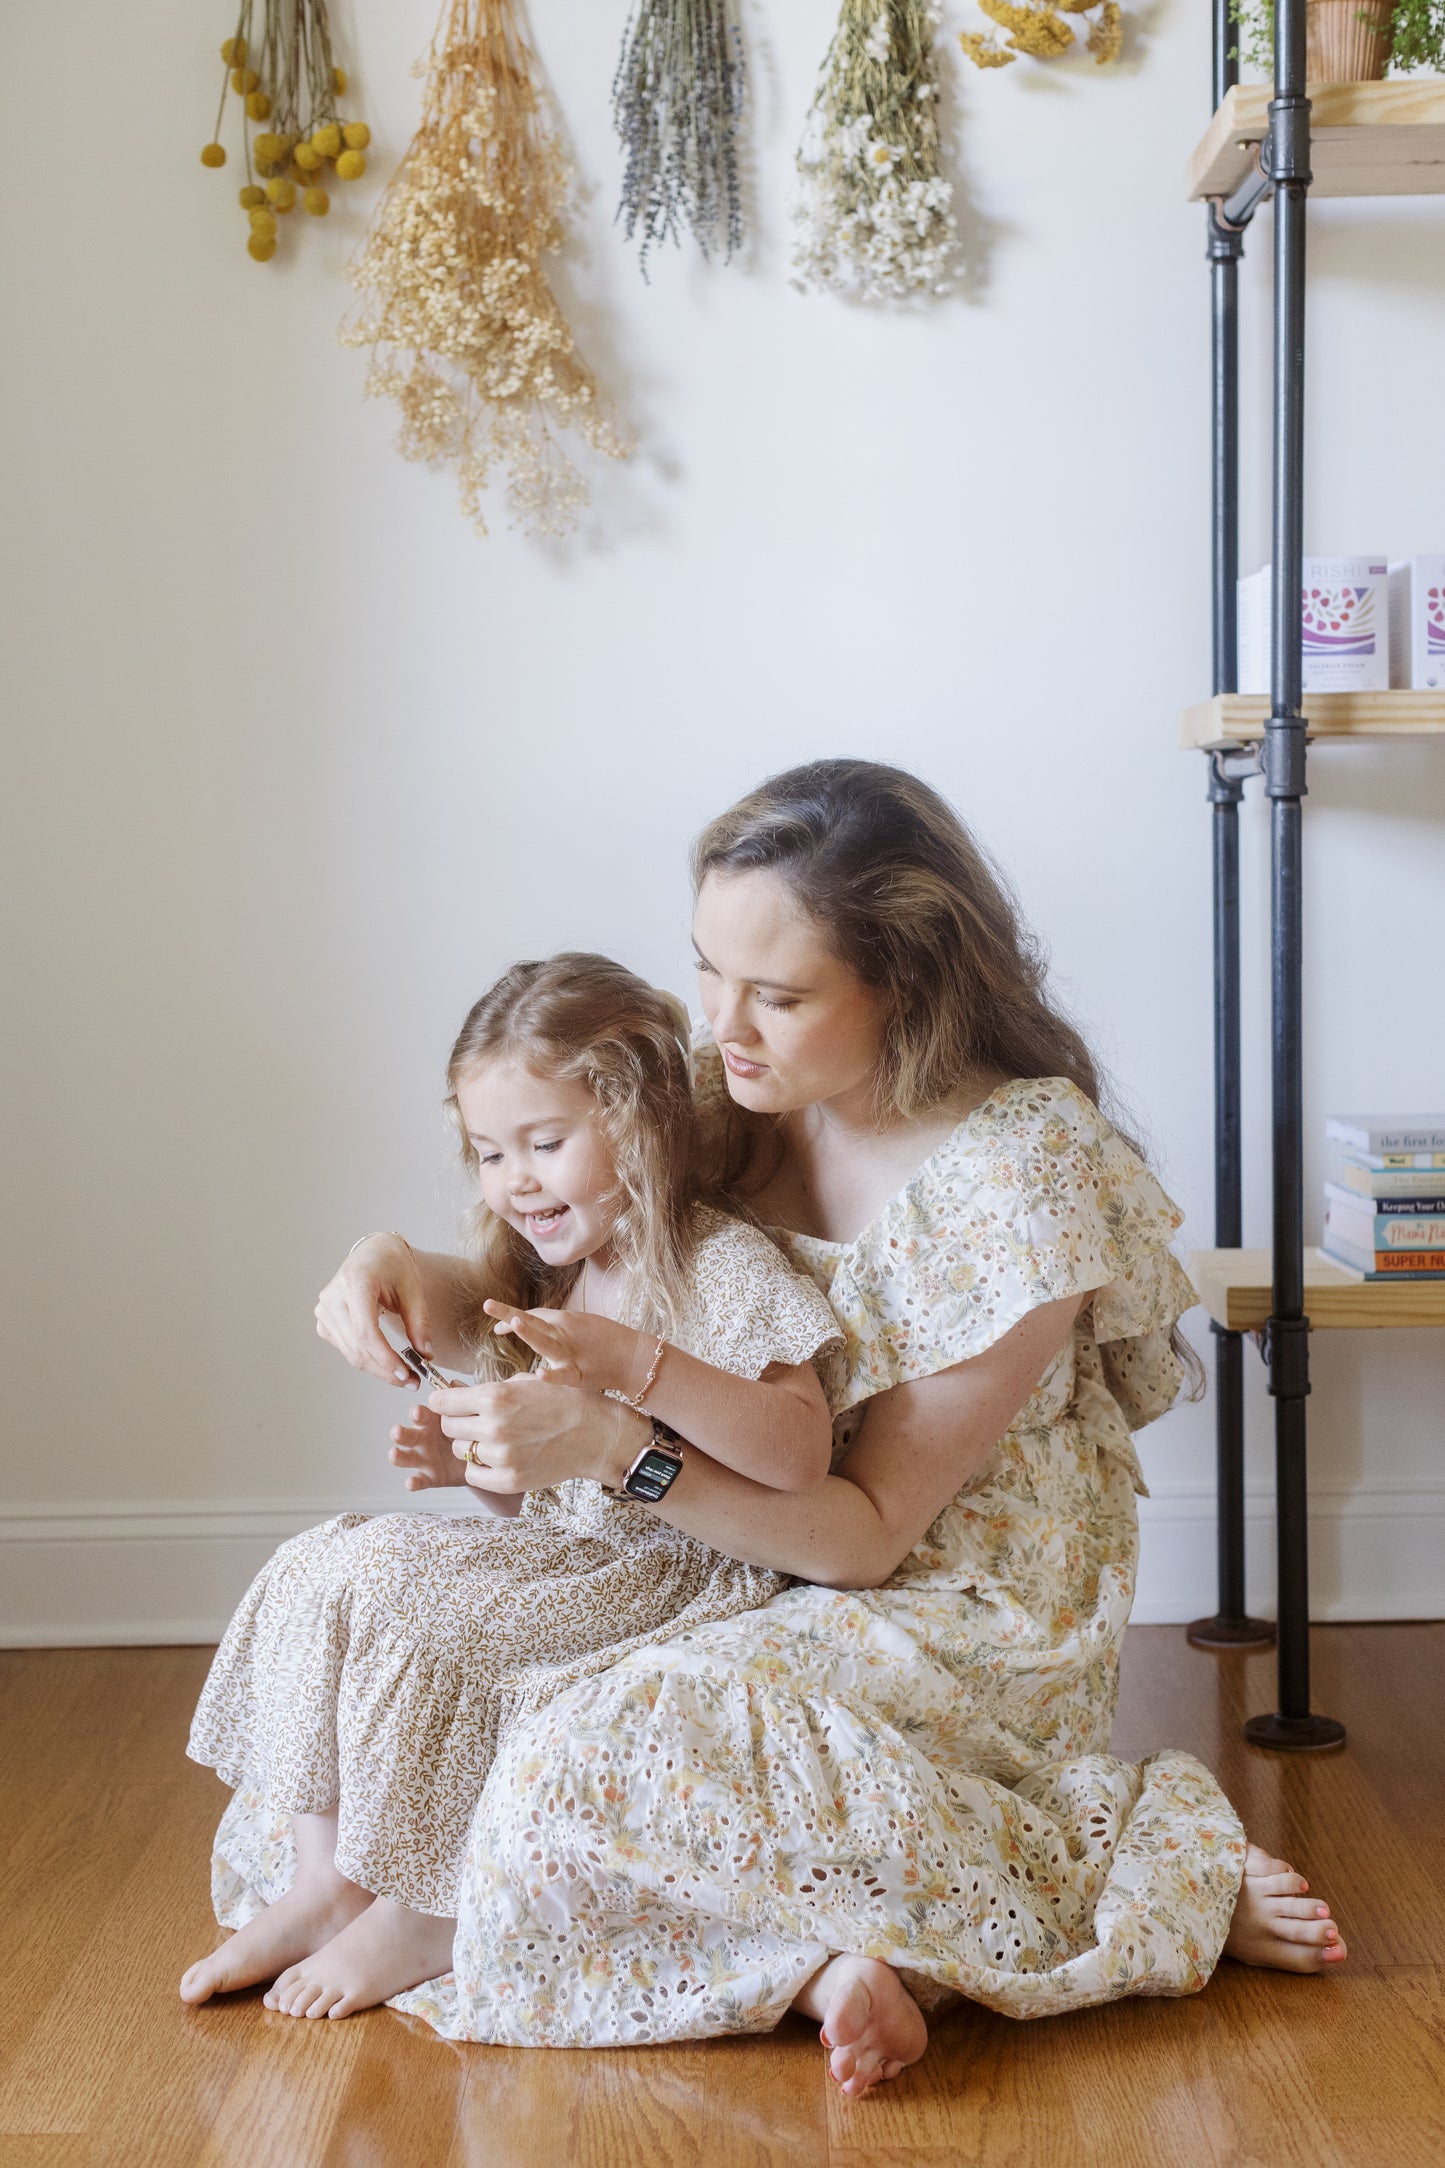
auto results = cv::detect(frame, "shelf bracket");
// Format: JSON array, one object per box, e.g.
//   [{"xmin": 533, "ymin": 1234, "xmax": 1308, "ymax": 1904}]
[
  {"xmin": 1219, "ymin": 147, "xmax": 1272, "ymax": 233},
  {"xmin": 1206, "ymin": 744, "xmax": 1262, "ymax": 803},
  {"xmin": 1206, "ymin": 198, "xmax": 1248, "ymax": 260}
]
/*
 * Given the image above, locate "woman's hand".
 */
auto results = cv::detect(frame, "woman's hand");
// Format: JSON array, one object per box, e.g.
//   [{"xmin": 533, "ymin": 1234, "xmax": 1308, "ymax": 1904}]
[
  {"xmin": 480, "ymin": 1300, "xmax": 649, "ymax": 1397},
  {"xmin": 315, "ymin": 1235, "xmax": 436, "ymax": 1387},
  {"xmin": 430, "ymin": 1374, "xmax": 643, "ymax": 1500}
]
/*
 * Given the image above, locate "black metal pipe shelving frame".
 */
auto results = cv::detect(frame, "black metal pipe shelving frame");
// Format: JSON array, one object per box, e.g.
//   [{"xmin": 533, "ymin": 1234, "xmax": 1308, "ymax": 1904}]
[{"xmin": 1188, "ymin": 0, "xmax": 1346, "ymax": 1750}]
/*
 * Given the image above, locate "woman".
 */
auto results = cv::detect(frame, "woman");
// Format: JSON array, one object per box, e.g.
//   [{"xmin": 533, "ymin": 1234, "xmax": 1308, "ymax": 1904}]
[{"xmin": 280, "ymin": 762, "xmax": 1342, "ymax": 2090}]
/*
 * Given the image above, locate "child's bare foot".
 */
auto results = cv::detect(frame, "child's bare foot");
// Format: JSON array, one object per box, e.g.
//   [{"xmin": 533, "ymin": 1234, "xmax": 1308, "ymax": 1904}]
[
  {"xmin": 794, "ymin": 1953, "xmax": 928, "ymax": 2097},
  {"xmin": 1224, "ymin": 1844, "xmax": 1347, "ymax": 1973},
  {"xmin": 179, "ymin": 1870, "xmax": 374, "ymax": 2004},
  {"xmin": 263, "ymin": 1895, "xmax": 456, "ymax": 2020}
]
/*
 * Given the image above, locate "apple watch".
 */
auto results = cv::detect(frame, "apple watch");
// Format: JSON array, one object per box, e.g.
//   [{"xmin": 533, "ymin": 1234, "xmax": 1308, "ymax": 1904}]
[{"xmin": 607, "ymin": 1416, "xmax": 684, "ymax": 1503}]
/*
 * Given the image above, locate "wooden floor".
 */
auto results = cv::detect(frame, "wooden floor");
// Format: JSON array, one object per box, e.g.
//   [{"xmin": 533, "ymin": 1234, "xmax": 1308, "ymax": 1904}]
[{"xmin": 1, "ymin": 1627, "xmax": 1442, "ymax": 2168}]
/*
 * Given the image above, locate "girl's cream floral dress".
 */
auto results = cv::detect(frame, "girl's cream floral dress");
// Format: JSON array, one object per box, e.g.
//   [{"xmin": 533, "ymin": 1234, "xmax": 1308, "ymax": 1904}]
[
  {"xmin": 189, "ymin": 1208, "xmax": 842, "ymax": 1919},
  {"xmin": 386, "ymin": 1066, "xmax": 1246, "ymax": 2040}
]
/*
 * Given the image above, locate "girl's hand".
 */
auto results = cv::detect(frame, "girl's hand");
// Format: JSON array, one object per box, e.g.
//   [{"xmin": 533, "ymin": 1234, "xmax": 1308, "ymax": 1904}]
[
  {"xmin": 388, "ymin": 1402, "xmax": 466, "ymax": 1492},
  {"xmin": 481, "ymin": 1301, "xmax": 648, "ymax": 1398},
  {"xmin": 316, "ymin": 1235, "xmax": 434, "ymax": 1388},
  {"xmin": 430, "ymin": 1374, "xmax": 644, "ymax": 1499}
]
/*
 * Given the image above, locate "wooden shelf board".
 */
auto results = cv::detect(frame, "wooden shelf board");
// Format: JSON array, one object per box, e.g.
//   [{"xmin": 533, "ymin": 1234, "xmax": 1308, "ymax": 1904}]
[
  {"xmin": 1179, "ymin": 690, "xmax": 1445, "ymax": 749},
  {"xmin": 1187, "ymin": 79, "xmax": 1445, "ymax": 202},
  {"xmin": 1188, "ymin": 1246, "xmax": 1445, "ymax": 1331}
]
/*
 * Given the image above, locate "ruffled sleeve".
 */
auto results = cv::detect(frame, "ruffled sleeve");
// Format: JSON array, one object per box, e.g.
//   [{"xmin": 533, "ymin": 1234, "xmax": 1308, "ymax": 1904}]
[
  {"xmin": 813, "ymin": 1079, "xmax": 1191, "ymax": 1427},
  {"xmin": 674, "ymin": 1209, "xmax": 845, "ymax": 1387}
]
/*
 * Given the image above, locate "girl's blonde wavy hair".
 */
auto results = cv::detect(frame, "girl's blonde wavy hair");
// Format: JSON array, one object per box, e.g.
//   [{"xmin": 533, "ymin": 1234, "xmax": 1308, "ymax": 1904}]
[{"xmin": 446, "ymin": 953, "xmax": 700, "ymax": 1378}]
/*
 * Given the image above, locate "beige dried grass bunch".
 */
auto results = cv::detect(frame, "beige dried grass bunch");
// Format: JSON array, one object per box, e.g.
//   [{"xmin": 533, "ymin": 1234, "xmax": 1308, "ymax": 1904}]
[{"xmin": 342, "ymin": 0, "xmax": 624, "ymax": 537}]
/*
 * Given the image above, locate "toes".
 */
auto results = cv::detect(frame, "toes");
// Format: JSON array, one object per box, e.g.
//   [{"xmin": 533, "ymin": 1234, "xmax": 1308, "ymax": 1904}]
[
  {"xmin": 1272, "ymin": 1915, "xmax": 1338, "ymax": 1947},
  {"xmin": 1269, "ymin": 1898, "xmax": 1333, "ymax": 1921},
  {"xmin": 1245, "ymin": 1846, "xmax": 1292, "ymax": 1877},
  {"xmin": 1250, "ymin": 1869, "xmax": 1309, "ymax": 1899},
  {"xmin": 269, "ymin": 1970, "xmax": 318, "ymax": 2017}
]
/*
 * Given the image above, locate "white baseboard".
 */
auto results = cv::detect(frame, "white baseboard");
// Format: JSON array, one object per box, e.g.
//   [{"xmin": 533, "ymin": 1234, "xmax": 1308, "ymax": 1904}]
[
  {"xmin": 1132, "ymin": 1481, "xmax": 1445, "ymax": 1624},
  {"xmin": 0, "ymin": 1486, "xmax": 1441, "ymax": 1646},
  {"xmin": 0, "ymin": 1495, "xmax": 483, "ymax": 1648}
]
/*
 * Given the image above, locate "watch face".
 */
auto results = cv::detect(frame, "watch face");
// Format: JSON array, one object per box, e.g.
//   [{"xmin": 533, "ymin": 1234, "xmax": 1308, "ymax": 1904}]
[{"xmin": 625, "ymin": 1446, "xmax": 683, "ymax": 1502}]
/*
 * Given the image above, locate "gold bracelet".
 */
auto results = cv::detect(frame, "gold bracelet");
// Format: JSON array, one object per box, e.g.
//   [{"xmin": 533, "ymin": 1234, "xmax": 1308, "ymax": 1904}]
[
  {"xmin": 616, "ymin": 1335, "xmax": 666, "ymax": 1415},
  {"xmin": 347, "ymin": 1230, "xmax": 417, "ymax": 1261}
]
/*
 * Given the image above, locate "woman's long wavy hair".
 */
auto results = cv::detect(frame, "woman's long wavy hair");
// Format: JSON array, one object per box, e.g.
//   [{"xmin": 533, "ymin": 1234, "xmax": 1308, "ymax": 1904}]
[
  {"xmin": 693, "ymin": 759, "xmax": 1203, "ymax": 1395},
  {"xmin": 446, "ymin": 954, "xmax": 700, "ymax": 1378}
]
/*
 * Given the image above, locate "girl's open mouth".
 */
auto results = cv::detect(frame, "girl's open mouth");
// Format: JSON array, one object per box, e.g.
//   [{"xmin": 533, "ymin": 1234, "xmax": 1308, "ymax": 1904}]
[{"xmin": 526, "ymin": 1205, "xmax": 570, "ymax": 1238}]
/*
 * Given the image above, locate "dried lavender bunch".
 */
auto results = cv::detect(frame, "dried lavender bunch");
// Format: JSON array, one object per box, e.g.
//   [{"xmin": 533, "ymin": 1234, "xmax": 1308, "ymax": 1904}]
[
  {"xmin": 793, "ymin": 1, "xmax": 956, "ymax": 303},
  {"xmin": 612, "ymin": 0, "xmax": 745, "ymax": 276}
]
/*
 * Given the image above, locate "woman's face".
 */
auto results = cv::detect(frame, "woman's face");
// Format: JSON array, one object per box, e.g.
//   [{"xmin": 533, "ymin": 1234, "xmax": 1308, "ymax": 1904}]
[{"xmin": 692, "ymin": 868, "xmax": 887, "ymax": 1117}]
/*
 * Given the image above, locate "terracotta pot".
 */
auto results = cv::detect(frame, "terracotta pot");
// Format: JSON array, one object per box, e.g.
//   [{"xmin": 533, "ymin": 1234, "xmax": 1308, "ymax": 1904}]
[{"xmin": 1306, "ymin": 0, "xmax": 1393, "ymax": 82}]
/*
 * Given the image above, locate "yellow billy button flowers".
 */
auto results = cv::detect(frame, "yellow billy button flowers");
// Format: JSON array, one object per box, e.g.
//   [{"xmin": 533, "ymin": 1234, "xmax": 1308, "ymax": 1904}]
[{"xmin": 203, "ymin": 7, "xmax": 372, "ymax": 262}]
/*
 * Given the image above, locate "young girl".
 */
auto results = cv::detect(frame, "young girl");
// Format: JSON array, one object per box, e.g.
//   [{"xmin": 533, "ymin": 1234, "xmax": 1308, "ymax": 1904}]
[{"xmin": 182, "ymin": 954, "xmax": 844, "ymax": 2018}]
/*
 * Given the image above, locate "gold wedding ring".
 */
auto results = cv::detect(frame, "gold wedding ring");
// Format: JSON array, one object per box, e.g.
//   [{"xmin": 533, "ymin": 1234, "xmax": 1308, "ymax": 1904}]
[{"xmin": 465, "ymin": 1442, "xmax": 483, "ymax": 1468}]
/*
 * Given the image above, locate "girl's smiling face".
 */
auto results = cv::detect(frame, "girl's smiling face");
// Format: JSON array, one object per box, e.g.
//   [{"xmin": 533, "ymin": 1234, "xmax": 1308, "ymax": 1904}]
[
  {"xmin": 455, "ymin": 1061, "xmax": 619, "ymax": 1267},
  {"xmin": 692, "ymin": 868, "xmax": 888, "ymax": 1118}
]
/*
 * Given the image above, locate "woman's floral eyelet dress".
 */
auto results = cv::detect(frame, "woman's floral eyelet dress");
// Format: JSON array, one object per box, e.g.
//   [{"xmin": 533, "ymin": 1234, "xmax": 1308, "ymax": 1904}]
[
  {"xmin": 199, "ymin": 1059, "xmax": 1246, "ymax": 2040},
  {"xmin": 391, "ymin": 1066, "xmax": 1245, "ymax": 2040}
]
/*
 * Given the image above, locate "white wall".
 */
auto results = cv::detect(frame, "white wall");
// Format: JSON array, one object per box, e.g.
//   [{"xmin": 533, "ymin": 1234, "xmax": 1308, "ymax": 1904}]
[{"xmin": 3, "ymin": 2, "xmax": 1442, "ymax": 1643}]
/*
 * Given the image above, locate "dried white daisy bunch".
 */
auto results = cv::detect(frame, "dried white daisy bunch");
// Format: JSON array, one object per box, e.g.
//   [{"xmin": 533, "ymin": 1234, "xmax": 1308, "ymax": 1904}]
[
  {"xmin": 342, "ymin": 0, "xmax": 624, "ymax": 537},
  {"xmin": 792, "ymin": 0, "xmax": 956, "ymax": 303},
  {"xmin": 612, "ymin": 0, "xmax": 746, "ymax": 277}
]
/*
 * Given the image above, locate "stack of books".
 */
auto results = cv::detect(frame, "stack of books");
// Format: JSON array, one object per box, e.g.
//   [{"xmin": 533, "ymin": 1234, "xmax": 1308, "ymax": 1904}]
[{"xmin": 1323, "ymin": 1114, "xmax": 1445, "ymax": 1279}]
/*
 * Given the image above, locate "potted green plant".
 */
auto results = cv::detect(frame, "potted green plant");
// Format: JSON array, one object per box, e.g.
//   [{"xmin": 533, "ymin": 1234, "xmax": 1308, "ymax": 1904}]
[{"xmin": 1234, "ymin": 0, "xmax": 1445, "ymax": 82}]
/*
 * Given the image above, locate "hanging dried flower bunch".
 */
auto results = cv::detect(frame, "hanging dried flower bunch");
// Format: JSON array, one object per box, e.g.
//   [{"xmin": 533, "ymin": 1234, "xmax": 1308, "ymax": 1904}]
[
  {"xmin": 199, "ymin": 0, "xmax": 371, "ymax": 262},
  {"xmin": 793, "ymin": 2, "xmax": 956, "ymax": 303},
  {"xmin": 959, "ymin": 0, "xmax": 1123, "ymax": 71},
  {"xmin": 612, "ymin": 0, "xmax": 746, "ymax": 277},
  {"xmin": 342, "ymin": 0, "xmax": 623, "ymax": 538}
]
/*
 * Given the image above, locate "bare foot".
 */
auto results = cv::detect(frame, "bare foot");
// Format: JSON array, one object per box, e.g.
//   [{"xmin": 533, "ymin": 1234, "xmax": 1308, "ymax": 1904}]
[
  {"xmin": 1224, "ymin": 1844, "xmax": 1347, "ymax": 1974},
  {"xmin": 263, "ymin": 1896, "xmax": 456, "ymax": 2020},
  {"xmin": 180, "ymin": 1871, "xmax": 374, "ymax": 2004},
  {"xmin": 794, "ymin": 1953, "xmax": 928, "ymax": 2097}
]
